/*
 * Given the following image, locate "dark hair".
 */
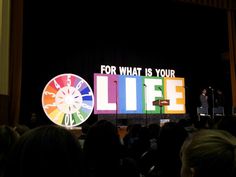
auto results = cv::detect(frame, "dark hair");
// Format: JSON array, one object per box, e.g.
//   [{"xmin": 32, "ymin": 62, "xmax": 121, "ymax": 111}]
[
  {"xmin": 181, "ymin": 129, "xmax": 236, "ymax": 177},
  {"xmin": 4, "ymin": 125, "xmax": 84, "ymax": 177},
  {"xmin": 83, "ymin": 120, "xmax": 122, "ymax": 177},
  {"xmin": 158, "ymin": 122, "xmax": 188, "ymax": 177},
  {"xmin": 0, "ymin": 125, "xmax": 19, "ymax": 154},
  {"xmin": 0, "ymin": 125, "xmax": 19, "ymax": 176}
]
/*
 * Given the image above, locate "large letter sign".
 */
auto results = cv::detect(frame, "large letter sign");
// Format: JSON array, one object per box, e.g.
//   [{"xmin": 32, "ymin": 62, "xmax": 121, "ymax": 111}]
[
  {"xmin": 42, "ymin": 73, "xmax": 94, "ymax": 127},
  {"xmin": 94, "ymin": 74, "xmax": 185, "ymax": 114}
]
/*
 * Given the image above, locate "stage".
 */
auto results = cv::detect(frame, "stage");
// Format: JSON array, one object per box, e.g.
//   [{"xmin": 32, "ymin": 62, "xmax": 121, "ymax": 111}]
[{"xmin": 97, "ymin": 114, "xmax": 189, "ymax": 126}]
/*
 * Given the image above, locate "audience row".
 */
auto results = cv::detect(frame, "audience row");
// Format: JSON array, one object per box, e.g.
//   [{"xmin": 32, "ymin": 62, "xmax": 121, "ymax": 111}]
[{"xmin": 0, "ymin": 115, "xmax": 236, "ymax": 177}]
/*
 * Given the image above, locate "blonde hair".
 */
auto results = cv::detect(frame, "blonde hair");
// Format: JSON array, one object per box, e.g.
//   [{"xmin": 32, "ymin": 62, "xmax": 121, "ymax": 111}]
[{"xmin": 181, "ymin": 129, "xmax": 236, "ymax": 177}]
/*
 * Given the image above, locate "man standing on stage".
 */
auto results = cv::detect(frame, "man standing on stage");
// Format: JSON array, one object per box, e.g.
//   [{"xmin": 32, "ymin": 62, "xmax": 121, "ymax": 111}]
[
  {"xmin": 215, "ymin": 89, "xmax": 224, "ymax": 107},
  {"xmin": 200, "ymin": 88, "xmax": 209, "ymax": 113}
]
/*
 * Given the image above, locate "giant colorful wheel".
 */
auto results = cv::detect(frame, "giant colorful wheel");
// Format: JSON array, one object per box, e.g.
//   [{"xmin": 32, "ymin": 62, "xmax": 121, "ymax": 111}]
[{"xmin": 42, "ymin": 73, "xmax": 94, "ymax": 127}]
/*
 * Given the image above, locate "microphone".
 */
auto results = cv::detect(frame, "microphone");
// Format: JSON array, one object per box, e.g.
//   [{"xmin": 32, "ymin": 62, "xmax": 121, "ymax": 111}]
[{"xmin": 143, "ymin": 84, "xmax": 147, "ymax": 87}]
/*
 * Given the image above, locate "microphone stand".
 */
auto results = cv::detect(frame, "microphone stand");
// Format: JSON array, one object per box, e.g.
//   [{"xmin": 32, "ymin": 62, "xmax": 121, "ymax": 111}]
[
  {"xmin": 144, "ymin": 84, "xmax": 148, "ymax": 127},
  {"xmin": 159, "ymin": 87, "xmax": 163, "ymax": 119},
  {"xmin": 211, "ymin": 88, "xmax": 215, "ymax": 120},
  {"xmin": 114, "ymin": 81, "xmax": 118, "ymax": 127}
]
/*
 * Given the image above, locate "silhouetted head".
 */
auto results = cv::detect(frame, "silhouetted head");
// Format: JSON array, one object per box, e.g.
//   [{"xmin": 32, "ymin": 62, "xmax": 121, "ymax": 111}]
[
  {"xmin": 4, "ymin": 125, "xmax": 84, "ymax": 177},
  {"xmin": 181, "ymin": 129, "xmax": 236, "ymax": 177}
]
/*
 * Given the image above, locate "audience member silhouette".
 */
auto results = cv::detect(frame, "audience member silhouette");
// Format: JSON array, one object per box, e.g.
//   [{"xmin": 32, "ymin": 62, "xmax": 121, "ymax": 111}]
[
  {"xmin": 3, "ymin": 125, "xmax": 85, "ymax": 177},
  {"xmin": 148, "ymin": 123, "xmax": 160, "ymax": 151},
  {"xmin": 123, "ymin": 124, "xmax": 144, "ymax": 160},
  {"xmin": 13, "ymin": 124, "xmax": 30, "ymax": 136},
  {"xmin": 217, "ymin": 115, "xmax": 236, "ymax": 137},
  {"xmin": 177, "ymin": 118, "xmax": 198, "ymax": 135},
  {"xmin": 157, "ymin": 122, "xmax": 188, "ymax": 177},
  {"xmin": 0, "ymin": 125, "xmax": 19, "ymax": 176},
  {"xmin": 181, "ymin": 129, "xmax": 236, "ymax": 177},
  {"xmin": 138, "ymin": 123, "xmax": 160, "ymax": 176},
  {"xmin": 78, "ymin": 122, "xmax": 90, "ymax": 149},
  {"xmin": 83, "ymin": 120, "xmax": 123, "ymax": 177},
  {"xmin": 83, "ymin": 119, "xmax": 139, "ymax": 177}
]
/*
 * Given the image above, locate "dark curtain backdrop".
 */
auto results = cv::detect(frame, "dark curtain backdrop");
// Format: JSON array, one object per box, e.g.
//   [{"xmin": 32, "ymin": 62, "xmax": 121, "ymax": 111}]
[
  {"xmin": 8, "ymin": 0, "xmax": 23, "ymax": 126},
  {"xmin": 20, "ymin": 1, "xmax": 230, "ymax": 126}
]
